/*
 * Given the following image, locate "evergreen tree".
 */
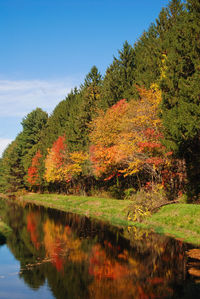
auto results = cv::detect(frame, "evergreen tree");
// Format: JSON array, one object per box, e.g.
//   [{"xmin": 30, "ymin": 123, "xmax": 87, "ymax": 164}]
[
  {"xmin": 20, "ymin": 108, "xmax": 48, "ymax": 175},
  {"xmin": 82, "ymin": 65, "xmax": 102, "ymax": 89},
  {"xmin": 160, "ymin": 0, "xmax": 200, "ymax": 198},
  {"xmin": 0, "ymin": 158, "xmax": 6, "ymax": 192},
  {"xmin": 66, "ymin": 66, "xmax": 102, "ymax": 152},
  {"xmin": 0, "ymin": 109, "xmax": 48, "ymax": 192},
  {"xmin": 102, "ymin": 41, "xmax": 136, "ymax": 107},
  {"xmin": 1, "ymin": 136, "xmax": 25, "ymax": 192},
  {"xmin": 40, "ymin": 90, "xmax": 77, "ymax": 153},
  {"xmin": 134, "ymin": 24, "xmax": 161, "ymax": 88}
]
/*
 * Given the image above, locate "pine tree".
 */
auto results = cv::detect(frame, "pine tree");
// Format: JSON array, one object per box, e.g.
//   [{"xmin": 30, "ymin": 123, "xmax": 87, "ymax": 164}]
[
  {"xmin": 40, "ymin": 90, "xmax": 77, "ymax": 154},
  {"xmin": 19, "ymin": 108, "xmax": 48, "ymax": 181},
  {"xmin": 160, "ymin": 0, "xmax": 200, "ymax": 198},
  {"xmin": 134, "ymin": 24, "xmax": 161, "ymax": 88},
  {"xmin": 102, "ymin": 41, "xmax": 136, "ymax": 107},
  {"xmin": 1, "ymin": 136, "xmax": 25, "ymax": 192},
  {"xmin": 66, "ymin": 66, "xmax": 102, "ymax": 153}
]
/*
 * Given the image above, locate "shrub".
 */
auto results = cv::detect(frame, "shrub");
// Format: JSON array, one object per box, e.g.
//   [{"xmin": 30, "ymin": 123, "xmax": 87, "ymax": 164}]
[
  {"xmin": 126, "ymin": 184, "xmax": 168, "ymax": 222},
  {"xmin": 124, "ymin": 188, "xmax": 136, "ymax": 200},
  {"xmin": 108, "ymin": 185, "xmax": 124, "ymax": 199}
]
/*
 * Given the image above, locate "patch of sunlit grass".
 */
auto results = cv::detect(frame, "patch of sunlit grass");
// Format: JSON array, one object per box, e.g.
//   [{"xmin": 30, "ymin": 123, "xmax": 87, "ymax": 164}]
[{"xmin": 142, "ymin": 204, "xmax": 200, "ymax": 245}]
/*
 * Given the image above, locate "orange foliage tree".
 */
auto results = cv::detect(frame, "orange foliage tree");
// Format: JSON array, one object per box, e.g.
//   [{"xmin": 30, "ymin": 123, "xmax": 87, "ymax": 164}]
[
  {"xmin": 27, "ymin": 150, "xmax": 43, "ymax": 187},
  {"xmin": 120, "ymin": 87, "xmax": 171, "ymax": 183},
  {"xmin": 89, "ymin": 99, "xmax": 129, "ymax": 178},
  {"xmin": 90, "ymin": 87, "xmax": 172, "ymax": 186},
  {"xmin": 44, "ymin": 135, "xmax": 88, "ymax": 184}
]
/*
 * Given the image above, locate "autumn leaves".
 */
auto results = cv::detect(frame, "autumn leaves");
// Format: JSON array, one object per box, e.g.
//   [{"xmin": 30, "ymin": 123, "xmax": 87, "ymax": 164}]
[
  {"xmin": 90, "ymin": 87, "xmax": 171, "ymax": 186},
  {"xmin": 27, "ymin": 87, "xmax": 173, "ymax": 192}
]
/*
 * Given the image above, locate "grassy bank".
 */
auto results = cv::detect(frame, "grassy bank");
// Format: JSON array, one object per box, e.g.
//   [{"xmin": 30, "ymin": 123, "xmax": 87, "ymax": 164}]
[
  {"xmin": 21, "ymin": 193, "xmax": 133, "ymax": 227},
  {"xmin": 142, "ymin": 204, "xmax": 200, "ymax": 245},
  {"xmin": 20, "ymin": 193, "xmax": 200, "ymax": 245}
]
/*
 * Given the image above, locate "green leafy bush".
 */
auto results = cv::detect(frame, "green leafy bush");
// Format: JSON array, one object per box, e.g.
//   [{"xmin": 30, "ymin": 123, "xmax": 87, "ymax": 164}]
[{"xmin": 108, "ymin": 185, "xmax": 124, "ymax": 199}]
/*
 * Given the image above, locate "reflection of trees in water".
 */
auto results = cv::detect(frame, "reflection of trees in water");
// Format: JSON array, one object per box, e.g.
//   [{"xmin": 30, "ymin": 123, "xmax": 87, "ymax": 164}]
[
  {"xmin": 19, "ymin": 265, "xmax": 46, "ymax": 290},
  {"xmin": 27, "ymin": 212, "xmax": 41, "ymax": 250},
  {"xmin": 125, "ymin": 226, "xmax": 188, "ymax": 284},
  {"xmin": 43, "ymin": 219, "xmax": 88, "ymax": 271},
  {"xmin": 0, "ymin": 200, "xmax": 12, "ymax": 245},
  {"xmin": 0, "ymin": 233, "xmax": 6, "ymax": 245},
  {"xmin": 1, "ymin": 200, "xmax": 200, "ymax": 298}
]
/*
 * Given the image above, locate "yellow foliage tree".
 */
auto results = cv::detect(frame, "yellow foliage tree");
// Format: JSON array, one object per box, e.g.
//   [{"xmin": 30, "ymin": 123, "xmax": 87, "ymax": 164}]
[
  {"xmin": 119, "ymin": 86, "xmax": 167, "ymax": 177},
  {"xmin": 90, "ymin": 87, "xmax": 170, "ymax": 183},
  {"xmin": 44, "ymin": 135, "xmax": 88, "ymax": 183},
  {"xmin": 89, "ymin": 99, "xmax": 129, "ymax": 177}
]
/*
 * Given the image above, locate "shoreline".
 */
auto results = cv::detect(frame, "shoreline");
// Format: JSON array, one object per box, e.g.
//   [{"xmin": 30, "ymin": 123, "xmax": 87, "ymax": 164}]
[
  {"xmin": 19, "ymin": 193, "xmax": 134, "ymax": 227},
  {"xmin": 1, "ymin": 193, "xmax": 200, "ymax": 246}
]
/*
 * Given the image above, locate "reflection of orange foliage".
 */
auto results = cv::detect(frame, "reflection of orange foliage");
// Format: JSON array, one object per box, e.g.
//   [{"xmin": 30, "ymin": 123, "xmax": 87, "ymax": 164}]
[
  {"xmin": 27, "ymin": 212, "xmax": 40, "ymax": 250},
  {"xmin": 148, "ymin": 277, "xmax": 164, "ymax": 284},
  {"xmin": 88, "ymin": 240, "xmax": 175, "ymax": 299},
  {"xmin": 50, "ymin": 241, "xmax": 64, "ymax": 272},
  {"xmin": 89, "ymin": 244, "xmax": 129, "ymax": 280},
  {"xmin": 186, "ymin": 249, "xmax": 200, "ymax": 260},
  {"xmin": 43, "ymin": 219, "xmax": 87, "ymax": 272},
  {"xmin": 188, "ymin": 268, "xmax": 200, "ymax": 277},
  {"xmin": 137, "ymin": 285, "xmax": 149, "ymax": 299},
  {"xmin": 89, "ymin": 244, "xmax": 141, "ymax": 299},
  {"xmin": 89, "ymin": 279, "xmax": 137, "ymax": 299}
]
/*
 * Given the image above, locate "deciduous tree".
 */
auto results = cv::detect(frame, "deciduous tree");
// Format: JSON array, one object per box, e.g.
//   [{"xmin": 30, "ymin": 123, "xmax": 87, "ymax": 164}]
[
  {"xmin": 44, "ymin": 135, "xmax": 88, "ymax": 185},
  {"xmin": 27, "ymin": 150, "xmax": 43, "ymax": 188}
]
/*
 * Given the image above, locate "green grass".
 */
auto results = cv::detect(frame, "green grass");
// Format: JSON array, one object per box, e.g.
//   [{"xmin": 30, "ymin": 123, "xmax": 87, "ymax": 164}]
[
  {"xmin": 21, "ymin": 193, "xmax": 133, "ymax": 227},
  {"xmin": 141, "ymin": 204, "xmax": 200, "ymax": 245}
]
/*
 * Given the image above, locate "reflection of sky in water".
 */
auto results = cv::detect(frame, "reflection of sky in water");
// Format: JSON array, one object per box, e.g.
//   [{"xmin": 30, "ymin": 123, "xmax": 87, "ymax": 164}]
[{"xmin": 0, "ymin": 245, "xmax": 54, "ymax": 299}]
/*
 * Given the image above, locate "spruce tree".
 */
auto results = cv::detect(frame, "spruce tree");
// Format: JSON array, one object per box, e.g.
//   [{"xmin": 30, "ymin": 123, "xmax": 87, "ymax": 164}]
[
  {"xmin": 134, "ymin": 24, "xmax": 161, "ymax": 89},
  {"xmin": 102, "ymin": 41, "xmax": 136, "ymax": 107},
  {"xmin": 160, "ymin": 0, "xmax": 200, "ymax": 198},
  {"xmin": 66, "ymin": 66, "xmax": 102, "ymax": 152},
  {"xmin": 20, "ymin": 108, "xmax": 48, "ymax": 173},
  {"xmin": 1, "ymin": 136, "xmax": 25, "ymax": 192}
]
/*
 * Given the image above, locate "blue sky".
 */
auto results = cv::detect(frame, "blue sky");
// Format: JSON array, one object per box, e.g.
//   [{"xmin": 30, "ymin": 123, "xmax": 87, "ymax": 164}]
[{"xmin": 0, "ymin": 0, "xmax": 169, "ymax": 156}]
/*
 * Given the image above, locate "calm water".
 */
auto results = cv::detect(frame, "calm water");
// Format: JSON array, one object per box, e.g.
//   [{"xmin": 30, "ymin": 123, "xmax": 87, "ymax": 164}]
[{"xmin": 0, "ymin": 199, "xmax": 200, "ymax": 299}]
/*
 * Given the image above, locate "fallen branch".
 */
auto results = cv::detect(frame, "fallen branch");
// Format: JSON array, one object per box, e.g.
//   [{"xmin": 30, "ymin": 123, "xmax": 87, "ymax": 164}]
[{"xmin": 151, "ymin": 199, "xmax": 180, "ymax": 212}]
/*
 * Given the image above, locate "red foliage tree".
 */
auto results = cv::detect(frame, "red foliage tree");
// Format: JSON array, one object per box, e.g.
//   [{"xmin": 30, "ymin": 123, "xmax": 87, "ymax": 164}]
[{"xmin": 27, "ymin": 150, "xmax": 42, "ymax": 186}]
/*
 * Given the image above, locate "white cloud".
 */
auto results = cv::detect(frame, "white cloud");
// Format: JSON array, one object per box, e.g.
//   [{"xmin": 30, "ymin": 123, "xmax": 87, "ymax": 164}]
[
  {"xmin": 0, "ymin": 138, "xmax": 13, "ymax": 158},
  {"xmin": 0, "ymin": 77, "xmax": 82, "ymax": 117}
]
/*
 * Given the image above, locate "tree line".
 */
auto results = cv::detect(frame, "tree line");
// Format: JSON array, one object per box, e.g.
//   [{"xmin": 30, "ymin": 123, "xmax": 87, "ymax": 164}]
[{"xmin": 1, "ymin": 0, "xmax": 200, "ymax": 201}]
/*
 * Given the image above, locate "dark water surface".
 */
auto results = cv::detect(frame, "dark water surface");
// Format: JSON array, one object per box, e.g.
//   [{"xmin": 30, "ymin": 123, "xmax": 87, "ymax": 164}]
[{"xmin": 0, "ymin": 199, "xmax": 200, "ymax": 299}]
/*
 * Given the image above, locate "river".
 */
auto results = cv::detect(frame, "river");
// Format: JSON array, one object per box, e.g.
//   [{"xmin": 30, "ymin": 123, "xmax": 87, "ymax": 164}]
[{"xmin": 0, "ymin": 198, "xmax": 200, "ymax": 299}]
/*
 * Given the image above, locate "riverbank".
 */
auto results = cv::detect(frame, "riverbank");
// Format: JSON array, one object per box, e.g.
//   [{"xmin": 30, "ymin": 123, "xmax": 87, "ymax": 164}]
[
  {"xmin": 140, "ymin": 204, "xmax": 200, "ymax": 245},
  {"xmin": 20, "ymin": 193, "xmax": 133, "ymax": 227},
  {"xmin": 15, "ymin": 193, "xmax": 200, "ymax": 245}
]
